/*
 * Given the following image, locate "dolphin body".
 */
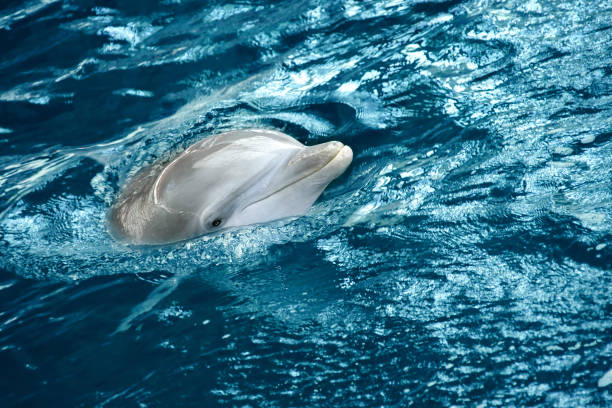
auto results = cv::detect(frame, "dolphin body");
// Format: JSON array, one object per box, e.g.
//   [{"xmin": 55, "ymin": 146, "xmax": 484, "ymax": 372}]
[{"xmin": 108, "ymin": 129, "xmax": 353, "ymax": 245}]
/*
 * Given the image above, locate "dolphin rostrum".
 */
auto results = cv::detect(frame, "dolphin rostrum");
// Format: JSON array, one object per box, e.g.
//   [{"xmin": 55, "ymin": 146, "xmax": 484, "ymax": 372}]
[{"xmin": 108, "ymin": 129, "xmax": 353, "ymax": 244}]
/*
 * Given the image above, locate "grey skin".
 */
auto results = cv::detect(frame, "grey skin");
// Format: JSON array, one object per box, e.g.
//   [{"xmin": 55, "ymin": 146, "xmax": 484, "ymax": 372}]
[{"xmin": 108, "ymin": 129, "xmax": 353, "ymax": 245}]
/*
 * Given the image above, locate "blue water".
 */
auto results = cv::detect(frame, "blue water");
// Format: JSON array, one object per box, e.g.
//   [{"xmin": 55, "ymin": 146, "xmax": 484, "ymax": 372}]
[{"xmin": 1, "ymin": 0, "xmax": 611, "ymax": 406}]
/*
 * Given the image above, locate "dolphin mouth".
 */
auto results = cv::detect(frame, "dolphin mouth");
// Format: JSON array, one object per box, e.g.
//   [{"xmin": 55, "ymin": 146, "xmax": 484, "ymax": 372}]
[
  {"xmin": 281, "ymin": 142, "xmax": 351, "ymax": 186},
  {"xmin": 243, "ymin": 142, "xmax": 352, "ymax": 209},
  {"xmin": 286, "ymin": 141, "xmax": 345, "ymax": 169}
]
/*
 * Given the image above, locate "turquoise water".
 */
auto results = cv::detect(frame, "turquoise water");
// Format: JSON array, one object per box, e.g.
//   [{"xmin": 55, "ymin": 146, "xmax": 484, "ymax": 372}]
[{"xmin": 0, "ymin": 0, "xmax": 611, "ymax": 406}]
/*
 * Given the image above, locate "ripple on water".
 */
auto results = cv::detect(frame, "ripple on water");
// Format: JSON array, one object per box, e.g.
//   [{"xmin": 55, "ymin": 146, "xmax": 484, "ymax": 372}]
[{"xmin": 0, "ymin": 0, "xmax": 611, "ymax": 406}]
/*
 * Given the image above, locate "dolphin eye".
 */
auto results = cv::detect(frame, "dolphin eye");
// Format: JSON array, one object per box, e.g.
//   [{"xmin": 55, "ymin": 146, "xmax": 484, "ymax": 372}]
[{"xmin": 211, "ymin": 218, "xmax": 222, "ymax": 227}]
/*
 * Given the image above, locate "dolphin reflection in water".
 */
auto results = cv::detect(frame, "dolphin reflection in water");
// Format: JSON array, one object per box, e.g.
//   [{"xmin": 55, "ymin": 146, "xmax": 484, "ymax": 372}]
[{"xmin": 108, "ymin": 129, "xmax": 353, "ymax": 245}]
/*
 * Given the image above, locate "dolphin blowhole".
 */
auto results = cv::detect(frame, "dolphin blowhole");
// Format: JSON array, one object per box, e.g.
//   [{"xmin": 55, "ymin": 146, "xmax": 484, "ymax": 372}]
[{"xmin": 108, "ymin": 129, "xmax": 353, "ymax": 245}]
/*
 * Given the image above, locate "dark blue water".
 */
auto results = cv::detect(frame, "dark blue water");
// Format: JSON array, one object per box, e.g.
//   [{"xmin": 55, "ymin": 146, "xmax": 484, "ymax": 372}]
[{"xmin": 1, "ymin": 0, "xmax": 611, "ymax": 406}]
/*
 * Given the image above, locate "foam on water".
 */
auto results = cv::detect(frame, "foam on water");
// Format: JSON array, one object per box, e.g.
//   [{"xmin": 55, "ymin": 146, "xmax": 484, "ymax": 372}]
[{"xmin": 0, "ymin": 0, "xmax": 610, "ymax": 406}]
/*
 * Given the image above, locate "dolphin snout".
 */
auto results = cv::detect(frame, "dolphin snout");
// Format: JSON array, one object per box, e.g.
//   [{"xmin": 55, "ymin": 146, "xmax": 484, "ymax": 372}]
[
  {"xmin": 288, "ymin": 141, "xmax": 346, "ymax": 171},
  {"xmin": 323, "ymin": 141, "xmax": 345, "ymax": 154}
]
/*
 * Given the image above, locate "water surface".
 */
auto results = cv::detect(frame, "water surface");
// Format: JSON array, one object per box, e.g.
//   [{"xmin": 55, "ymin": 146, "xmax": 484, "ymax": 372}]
[{"xmin": 0, "ymin": 0, "xmax": 611, "ymax": 406}]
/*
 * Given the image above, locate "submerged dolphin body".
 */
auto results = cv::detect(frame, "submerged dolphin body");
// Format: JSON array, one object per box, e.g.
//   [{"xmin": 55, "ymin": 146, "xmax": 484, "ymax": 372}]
[{"xmin": 108, "ymin": 129, "xmax": 353, "ymax": 245}]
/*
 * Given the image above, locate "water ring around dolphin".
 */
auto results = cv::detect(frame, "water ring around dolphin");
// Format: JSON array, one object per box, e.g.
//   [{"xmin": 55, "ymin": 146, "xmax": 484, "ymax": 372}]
[{"xmin": 108, "ymin": 129, "xmax": 353, "ymax": 245}]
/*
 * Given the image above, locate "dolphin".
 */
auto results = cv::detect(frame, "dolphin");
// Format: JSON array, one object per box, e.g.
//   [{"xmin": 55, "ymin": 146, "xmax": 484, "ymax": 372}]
[{"xmin": 108, "ymin": 129, "xmax": 352, "ymax": 245}]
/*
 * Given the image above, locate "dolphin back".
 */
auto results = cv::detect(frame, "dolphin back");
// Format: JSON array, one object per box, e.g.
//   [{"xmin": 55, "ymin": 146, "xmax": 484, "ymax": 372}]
[{"xmin": 108, "ymin": 160, "xmax": 195, "ymax": 245}]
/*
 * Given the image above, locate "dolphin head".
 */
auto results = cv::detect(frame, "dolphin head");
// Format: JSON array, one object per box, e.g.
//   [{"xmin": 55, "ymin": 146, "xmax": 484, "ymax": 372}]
[{"xmin": 120, "ymin": 129, "xmax": 352, "ymax": 243}]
